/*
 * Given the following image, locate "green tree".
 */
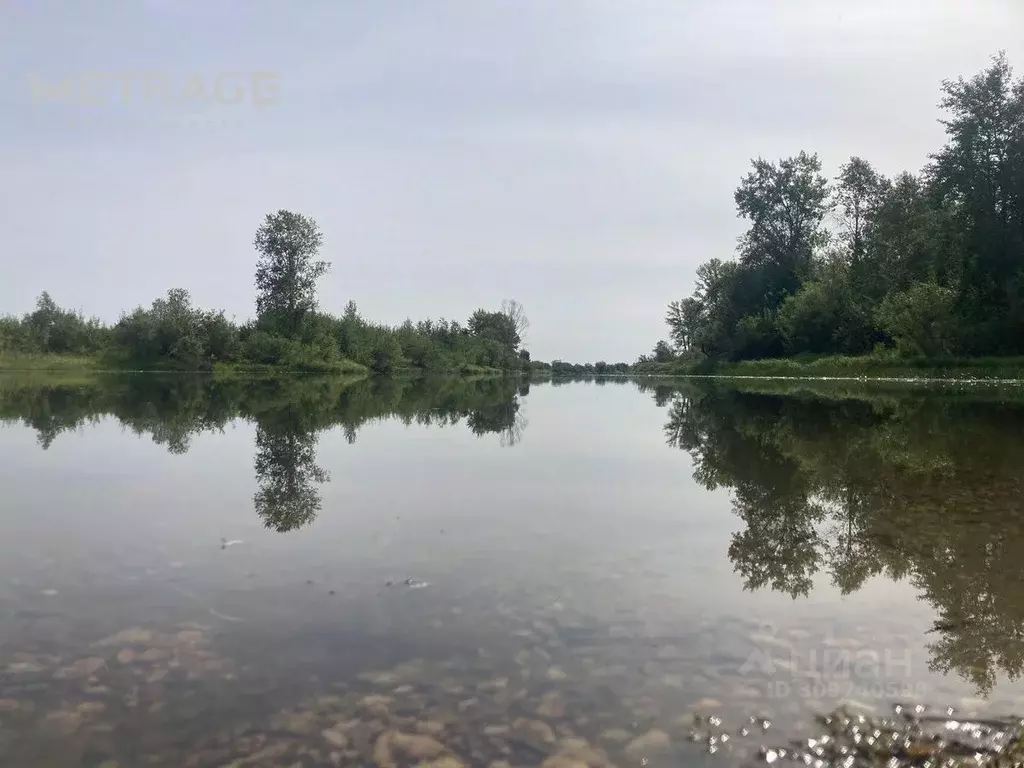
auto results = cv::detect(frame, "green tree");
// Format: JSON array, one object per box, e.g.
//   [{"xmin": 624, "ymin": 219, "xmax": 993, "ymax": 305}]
[
  {"xmin": 253, "ymin": 210, "xmax": 330, "ymax": 338},
  {"xmin": 468, "ymin": 309, "xmax": 519, "ymax": 349},
  {"xmin": 652, "ymin": 340, "xmax": 675, "ymax": 363},
  {"xmin": 835, "ymin": 157, "xmax": 885, "ymax": 263},
  {"xmin": 734, "ymin": 151, "xmax": 831, "ymax": 309},
  {"xmin": 778, "ymin": 280, "xmax": 843, "ymax": 354},
  {"xmin": 874, "ymin": 281, "xmax": 958, "ymax": 357},
  {"xmin": 114, "ymin": 288, "xmax": 236, "ymax": 369},
  {"xmin": 929, "ymin": 52, "xmax": 1024, "ymax": 354}
]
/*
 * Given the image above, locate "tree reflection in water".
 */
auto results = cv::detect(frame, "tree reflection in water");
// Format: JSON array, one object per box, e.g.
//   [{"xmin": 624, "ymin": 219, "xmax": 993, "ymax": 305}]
[
  {"xmin": 645, "ymin": 378, "xmax": 1024, "ymax": 695},
  {"xmin": 0, "ymin": 373, "xmax": 532, "ymax": 534}
]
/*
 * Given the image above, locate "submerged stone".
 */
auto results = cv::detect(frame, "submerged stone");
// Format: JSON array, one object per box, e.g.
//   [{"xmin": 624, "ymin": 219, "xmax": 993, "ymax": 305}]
[
  {"xmin": 598, "ymin": 728, "xmax": 632, "ymax": 744},
  {"xmin": 43, "ymin": 710, "xmax": 83, "ymax": 737},
  {"xmin": 546, "ymin": 666, "xmax": 570, "ymax": 682},
  {"xmin": 53, "ymin": 656, "xmax": 105, "ymax": 679},
  {"xmin": 95, "ymin": 627, "xmax": 154, "ymax": 646},
  {"xmin": 624, "ymin": 728, "xmax": 671, "ymax": 759},
  {"xmin": 513, "ymin": 718, "xmax": 557, "ymax": 745},
  {"xmin": 537, "ymin": 691, "xmax": 567, "ymax": 718},
  {"xmin": 322, "ymin": 728, "xmax": 349, "ymax": 749}
]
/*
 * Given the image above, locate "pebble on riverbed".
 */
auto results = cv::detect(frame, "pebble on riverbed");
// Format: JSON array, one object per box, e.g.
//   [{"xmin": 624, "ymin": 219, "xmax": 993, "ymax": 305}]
[{"xmin": 9, "ymin": 614, "xmax": 1003, "ymax": 768}]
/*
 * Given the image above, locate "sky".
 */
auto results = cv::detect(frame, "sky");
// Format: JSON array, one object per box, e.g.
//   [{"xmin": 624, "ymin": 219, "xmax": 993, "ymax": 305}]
[{"xmin": 1, "ymin": 1, "xmax": 1022, "ymax": 362}]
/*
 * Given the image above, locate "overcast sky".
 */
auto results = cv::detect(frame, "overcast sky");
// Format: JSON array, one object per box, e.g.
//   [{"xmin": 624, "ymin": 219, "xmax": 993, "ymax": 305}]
[{"xmin": 1, "ymin": 1, "xmax": 1021, "ymax": 361}]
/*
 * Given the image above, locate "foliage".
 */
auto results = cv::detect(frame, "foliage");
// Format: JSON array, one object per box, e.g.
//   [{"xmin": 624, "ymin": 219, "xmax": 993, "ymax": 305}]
[
  {"xmin": 874, "ymin": 281, "xmax": 958, "ymax": 357},
  {"xmin": 656, "ymin": 54, "xmax": 1024, "ymax": 364},
  {"xmin": 0, "ymin": 292, "xmax": 109, "ymax": 356},
  {"xmin": 0, "ymin": 212, "xmax": 533, "ymax": 375},
  {"xmin": 113, "ymin": 288, "xmax": 239, "ymax": 369},
  {"xmin": 549, "ymin": 359, "xmax": 631, "ymax": 376},
  {"xmin": 253, "ymin": 210, "xmax": 330, "ymax": 338}
]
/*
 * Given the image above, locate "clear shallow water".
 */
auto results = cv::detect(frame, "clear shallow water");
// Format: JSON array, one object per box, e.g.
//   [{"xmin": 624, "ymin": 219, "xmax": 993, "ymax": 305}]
[{"xmin": 1, "ymin": 373, "xmax": 1023, "ymax": 767}]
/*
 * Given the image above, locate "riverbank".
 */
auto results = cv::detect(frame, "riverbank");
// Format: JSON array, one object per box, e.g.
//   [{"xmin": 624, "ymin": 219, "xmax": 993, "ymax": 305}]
[
  {"xmin": 0, "ymin": 353, "xmax": 521, "ymax": 379},
  {"xmin": 10, "ymin": 352, "xmax": 1024, "ymax": 384},
  {"xmin": 632, "ymin": 354, "xmax": 1024, "ymax": 381}
]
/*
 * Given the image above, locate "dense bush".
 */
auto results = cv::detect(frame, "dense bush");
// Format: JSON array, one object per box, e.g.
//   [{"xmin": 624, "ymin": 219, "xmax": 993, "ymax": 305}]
[
  {"xmin": 1, "ymin": 292, "xmax": 533, "ymax": 376},
  {"xmin": 0, "ymin": 292, "xmax": 109, "ymax": 356}
]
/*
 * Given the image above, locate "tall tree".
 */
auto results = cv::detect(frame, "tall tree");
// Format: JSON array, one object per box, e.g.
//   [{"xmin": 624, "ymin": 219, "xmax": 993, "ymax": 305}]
[
  {"xmin": 500, "ymin": 299, "xmax": 530, "ymax": 345},
  {"xmin": 253, "ymin": 210, "xmax": 330, "ymax": 338},
  {"xmin": 929, "ymin": 52, "xmax": 1024, "ymax": 352},
  {"xmin": 734, "ymin": 151, "xmax": 831, "ymax": 309},
  {"xmin": 835, "ymin": 157, "xmax": 885, "ymax": 263}
]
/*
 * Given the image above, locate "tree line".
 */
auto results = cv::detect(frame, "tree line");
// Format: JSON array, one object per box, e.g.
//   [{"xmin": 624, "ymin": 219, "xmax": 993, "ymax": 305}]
[
  {"xmin": 658, "ymin": 53, "xmax": 1024, "ymax": 363},
  {"xmin": 0, "ymin": 211, "xmax": 534, "ymax": 375}
]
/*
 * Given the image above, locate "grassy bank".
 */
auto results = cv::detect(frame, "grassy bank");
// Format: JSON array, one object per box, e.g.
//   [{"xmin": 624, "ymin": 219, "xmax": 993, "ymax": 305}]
[
  {"xmin": 676, "ymin": 375, "xmax": 1024, "ymax": 406},
  {"xmin": 0, "ymin": 353, "xmax": 371, "ymax": 376},
  {"xmin": 211, "ymin": 357, "xmax": 368, "ymax": 375},
  {"xmin": 0, "ymin": 353, "xmax": 524, "ymax": 380},
  {"xmin": 634, "ymin": 354, "xmax": 1024, "ymax": 381},
  {"xmin": 0, "ymin": 353, "xmax": 106, "ymax": 372}
]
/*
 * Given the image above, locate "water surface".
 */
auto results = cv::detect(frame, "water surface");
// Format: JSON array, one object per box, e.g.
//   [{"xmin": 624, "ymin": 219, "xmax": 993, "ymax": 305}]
[{"xmin": 1, "ymin": 373, "xmax": 1023, "ymax": 767}]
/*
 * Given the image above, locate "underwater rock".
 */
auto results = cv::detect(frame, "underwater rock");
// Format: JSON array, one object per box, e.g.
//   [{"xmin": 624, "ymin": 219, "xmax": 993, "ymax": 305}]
[
  {"xmin": 598, "ymin": 728, "xmax": 632, "ymax": 744},
  {"xmin": 43, "ymin": 710, "xmax": 83, "ymax": 737},
  {"xmin": 391, "ymin": 730, "xmax": 448, "ymax": 759},
  {"xmin": 692, "ymin": 697, "xmax": 723, "ymax": 710},
  {"xmin": 176, "ymin": 630, "xmax": 204, "ymax": 645},
  {"xmin": 95, "ymin": 627, "xmax": 154, "ymax": 646},
  {"xmin": 416, "ymin": 719, "xmax": 447, "ymax": 735},
  {"xmin": 53, "ymin": 656, "xmax": 105, "ymax": 679},
  {"xmin": 360, "ymin": 670, "xmax": 401, "ymax": 685},
  {"xmin": 373, "ymin": 730, "xmax": 396, "ymax": 767},
  {"xmin": 537, "ymin": 691, "xmax": 567, "ymax": 718},
  {"xmin": 322, "ymin": 728, "xmax": 349, "ymax": 749},
  {"xmin": 546, "ymin": 666, "xmax": 569, "ymax": 682},
  {"xmin": 477, "ymin": 675, "xmax": 509, "ymax": 691},
  {"xmin": 513, "ymin": 717, "xmax": 557, "ymax": 745},
  {"xmin": 360, "ymin": 694, "xmax": 393, "ymax": 716},
  {"xmin": 624, "ymin": 728, "xmax": 671, "ymax": 759},
  {"xmin": 540, "ymin": 758, "xmax": 588, "ymax": 768},
  {"xmin": 284, "ymin": 712, "xmax": 317, "ymax": 735},
  {"xmin": 416, "ymin": 759, "xmax": 465, "ymax": 768}
]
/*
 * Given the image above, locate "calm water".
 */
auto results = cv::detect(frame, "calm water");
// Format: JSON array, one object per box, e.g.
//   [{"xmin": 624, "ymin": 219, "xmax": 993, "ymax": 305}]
[{"xmin": 1, "ymin": 373, "xmax": 1023, "ymax": 767}]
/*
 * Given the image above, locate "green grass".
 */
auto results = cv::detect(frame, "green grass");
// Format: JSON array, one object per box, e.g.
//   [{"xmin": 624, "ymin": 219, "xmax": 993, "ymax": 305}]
[
  {"xmin": 636, "ymin": 354, "xmax": 1024, "ymax": 380},
  {"xmin": 212, "ymin": 357, "xmax": 369, "ymax": 375},
  {"xmin": 702, "ymin": 375, "xmax": 1024, "ymax": 405},
  {"xmin": 0, "ymin": 353, "xmax": 529, "ymax": 381},
  {"xmin": 0, "ymin": 353, "xmax": 105, "ymax": 371}
]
